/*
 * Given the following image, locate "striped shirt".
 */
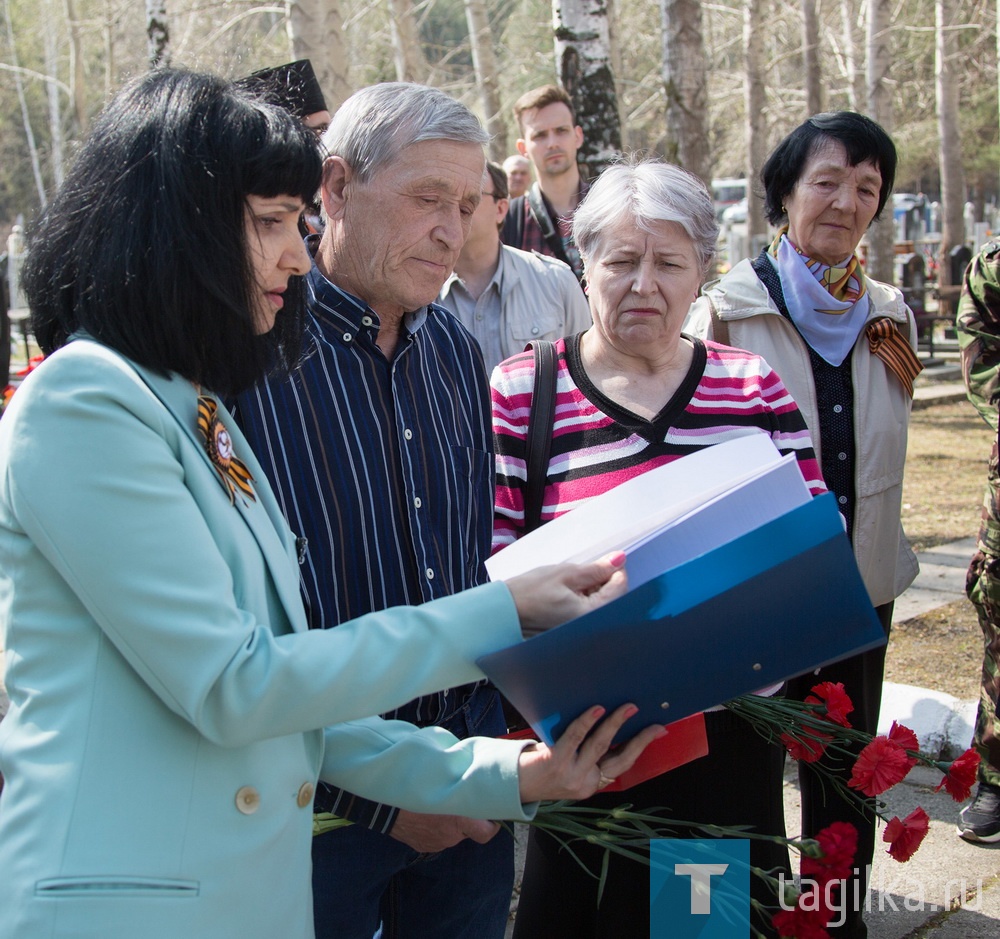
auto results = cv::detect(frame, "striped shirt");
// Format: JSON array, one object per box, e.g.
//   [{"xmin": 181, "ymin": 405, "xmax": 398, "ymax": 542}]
[
  {"xmin": 233, "ymin": 264, "xmax": 494, "ymax": 830},
  {"xmin": 492, "ymin": 333, "xmax": 825, "ymax": 550}
]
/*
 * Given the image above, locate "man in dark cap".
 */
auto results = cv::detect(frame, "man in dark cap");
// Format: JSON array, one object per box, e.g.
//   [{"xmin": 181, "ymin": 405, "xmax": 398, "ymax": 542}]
[{"xmin": 237, "ymin": 59, "xmax": 331, "ymax": 136}]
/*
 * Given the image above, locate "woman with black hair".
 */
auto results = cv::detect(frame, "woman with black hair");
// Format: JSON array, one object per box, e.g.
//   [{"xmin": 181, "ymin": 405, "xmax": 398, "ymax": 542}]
[
  {"xmin": 0, "ymin": 69, "xmax": 659, "ymax": 939},
  {"xmin": 687, "ymin": 111, "xmax": 920, "ymax": 939}
]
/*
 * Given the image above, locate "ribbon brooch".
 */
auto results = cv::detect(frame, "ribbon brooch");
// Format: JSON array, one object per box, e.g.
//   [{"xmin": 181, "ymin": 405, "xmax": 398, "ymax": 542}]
[{"xmin": 196, "ymin": 395, "xmax": 256, "ymax": 505}]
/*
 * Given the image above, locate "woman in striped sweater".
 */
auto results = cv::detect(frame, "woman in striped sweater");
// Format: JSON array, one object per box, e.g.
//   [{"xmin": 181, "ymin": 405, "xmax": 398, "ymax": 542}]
[{"xmin": 492, "ymin": 159, "xmax": 827, "ymax": 939}]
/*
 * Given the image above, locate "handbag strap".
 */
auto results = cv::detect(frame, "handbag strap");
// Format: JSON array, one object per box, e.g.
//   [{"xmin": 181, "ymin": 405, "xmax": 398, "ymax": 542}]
[{"xmin": 522, "ymin": 340, "xmax": 558, "ymax": 533}]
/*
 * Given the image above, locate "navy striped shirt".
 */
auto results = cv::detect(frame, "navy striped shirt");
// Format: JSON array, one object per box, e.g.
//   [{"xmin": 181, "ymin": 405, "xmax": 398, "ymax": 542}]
[{"xmin": 232, "ymin": 263, "xmax": 494, "ymax": 830}]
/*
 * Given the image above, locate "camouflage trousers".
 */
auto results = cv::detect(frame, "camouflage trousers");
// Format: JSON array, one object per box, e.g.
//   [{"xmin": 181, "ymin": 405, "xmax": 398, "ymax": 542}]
[{"xmin": 966, "ymin": 550, "xmax": 1000, "ymax": 786}]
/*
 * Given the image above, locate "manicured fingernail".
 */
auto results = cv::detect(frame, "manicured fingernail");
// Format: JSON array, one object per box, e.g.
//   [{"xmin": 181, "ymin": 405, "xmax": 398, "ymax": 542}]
[
  {"xmin": 592, "ymin": 706, "xmax": 606, "ymax": 720},
  {"xmin": 608, "ymin": 551, "xmax": 626, "ymax": 567},
  {"xmin": 623, "ymin": 705, "xmax": 638, "ymax": 719}
]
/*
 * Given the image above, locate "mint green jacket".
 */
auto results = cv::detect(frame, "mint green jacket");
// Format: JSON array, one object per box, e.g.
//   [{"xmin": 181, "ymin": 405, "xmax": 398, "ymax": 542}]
[{"xmin": 0, "ymin": 339, "xmax": 531, "ymax": 939}]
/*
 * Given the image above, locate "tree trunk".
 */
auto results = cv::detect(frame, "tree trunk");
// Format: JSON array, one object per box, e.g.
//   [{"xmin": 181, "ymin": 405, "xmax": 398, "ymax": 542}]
[
  {"xmin": 64, "ymin": 0, "xmax": 87, "ymax": 134},
  {"xmin": 840, "ymin": 0, "xmax": 865, "ymax": 111},
  {"xmin": 606, "ymin": 0, "xmax": 628, "ymax": 150},
  {"xmin": 464, "ymin": 0, "xmax": 506, "ymax": 160},
  {"xmin": 865, "ymin": 0, "xmax": 894, "ymax": 284},
  {"xmin": 553, "ymin": 0, "xmax": 622, "ymax": 180},
  {"xmin": 286, "ymin": 0, "xmax": 350, "ymax": 112},
  {"xmin": 936, "ymin": 0, "xmax": 968, "ymax": 293},
  {"xmin": 388, "ymin": 0, "xmax": 427, "ymax": 84},
  {"xmin": 103, "ymin": 0, "xmax": 115, "ymax": 99},
  {"xmin": 745, "ymin": 0, "xmax": 767, "ymax": 250},
  {"xmin": 44, "ymin": 0, "xmax": 64, "ymax": 190},
  {"xmin": 660, "ymin": 0, "xmax": 711, "ymax": 185},
  {"xmin": 3, "ymin": 0, "xmax": 47, "ymax": 208},
  {"xmin": 801, "ymin": 0, "xmax": 822, "ymax": 116},
  {"xmin": 146, "ymin": 0, "xmax": 170, "ymax": 69}
]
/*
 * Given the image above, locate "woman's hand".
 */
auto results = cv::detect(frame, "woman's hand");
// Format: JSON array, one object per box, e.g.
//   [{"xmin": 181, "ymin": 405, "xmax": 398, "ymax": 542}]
[
  {"xmin": 516, "ymin": 703, "xmax": 667, "ymax": 804},
  {"xmin": 504, "ymin": 552, "xmax": 628, "ymax": 638}
]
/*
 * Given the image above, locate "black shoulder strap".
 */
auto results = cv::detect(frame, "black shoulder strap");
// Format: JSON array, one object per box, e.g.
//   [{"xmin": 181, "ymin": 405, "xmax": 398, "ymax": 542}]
[
  {"xmin": 526, "ymin": 184, "xmax": 573, "ymax": 270},
  {"xmin": 523, "ymin": 340, "xmax": 558, "ymax": 533},
  {"xmin": 501, "ymin": 195, "xmax": 526, "ymax": 248}
]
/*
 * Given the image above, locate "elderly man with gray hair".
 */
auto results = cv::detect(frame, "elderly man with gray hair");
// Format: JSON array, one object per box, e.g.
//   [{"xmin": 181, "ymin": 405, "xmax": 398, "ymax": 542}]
[{"xmin": 232, "ymin": 83, "xmax": 512, "ymax": 939}]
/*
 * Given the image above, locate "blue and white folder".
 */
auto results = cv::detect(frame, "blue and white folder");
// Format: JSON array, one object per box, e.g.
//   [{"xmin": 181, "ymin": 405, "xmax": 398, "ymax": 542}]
[{"xmin": 479, "ymin": 434, "xmax": 885, "ymax": 745}]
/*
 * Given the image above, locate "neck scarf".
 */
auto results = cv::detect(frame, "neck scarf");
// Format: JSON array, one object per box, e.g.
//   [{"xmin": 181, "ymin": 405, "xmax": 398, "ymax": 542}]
[
  {"xmin": 767, "ymin": 230, "xmax": 923, "ymax": 395},
  {"xmin": 196, "ymin": 395, "xmax": 256, "ymax": 504},
  {"xmin": 769, "ymin": 230, "xmax": 870, "ymax": 366}
]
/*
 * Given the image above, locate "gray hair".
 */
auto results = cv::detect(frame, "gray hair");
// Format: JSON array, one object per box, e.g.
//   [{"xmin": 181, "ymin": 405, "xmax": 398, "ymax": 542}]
[
  {"xmin": 573, "ymin": 158, "xmax": 719, "ymax": 277},
  {"xmin": 321, "ymin": 82, "xmax": 489, "ymax": 183}
]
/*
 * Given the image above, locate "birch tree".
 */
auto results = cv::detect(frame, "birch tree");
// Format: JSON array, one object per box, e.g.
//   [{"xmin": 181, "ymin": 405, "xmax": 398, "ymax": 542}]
[
  {"xmin": 865, "ymin": 0, "xmax": 894, "ymax": 284},
  {"xmin": 286, "ymin": 0, "xmax": 349, "ymax": 112},
  {"xmin": 936, "ymin": 0, "xmax": 968, "ymax": 293},
  {"xmin": 553, "ymin": 0, "xmax": 621, "ymax": 179},
  {"xmin": 660, "ymin": 0, "xmax": 711, "ymax": 184},
  {"xmin": 465, "ymin": 0, "xmax": 506, "ymax": 160},
  {"xmin": 146, "ymin": 0, "xmax": 170, "ymax": 69}
]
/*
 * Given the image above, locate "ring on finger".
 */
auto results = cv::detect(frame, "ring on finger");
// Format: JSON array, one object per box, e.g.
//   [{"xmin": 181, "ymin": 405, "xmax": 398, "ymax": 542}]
[{"xmin": 598, "ymin": 773, "xmax": 616, "ymax": 789}]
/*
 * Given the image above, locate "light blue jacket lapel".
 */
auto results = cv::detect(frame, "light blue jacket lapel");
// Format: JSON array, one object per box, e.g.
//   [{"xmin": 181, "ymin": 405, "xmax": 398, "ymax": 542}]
[{"xmin": 130, "ymin": 362, "xmax": 308, "ymax": 634}]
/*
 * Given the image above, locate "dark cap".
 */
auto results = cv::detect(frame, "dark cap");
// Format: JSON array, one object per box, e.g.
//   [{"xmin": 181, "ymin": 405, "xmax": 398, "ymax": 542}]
[{"xmin": 236, "ymin": 59, "xmax": 328, "ymax": 119}]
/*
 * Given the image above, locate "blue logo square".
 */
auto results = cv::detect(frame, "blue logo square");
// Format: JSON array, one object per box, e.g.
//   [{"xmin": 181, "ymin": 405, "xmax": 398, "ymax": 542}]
[{"xmin": 650, "ymin": 839, "xmax": 750, "ymax": 938}]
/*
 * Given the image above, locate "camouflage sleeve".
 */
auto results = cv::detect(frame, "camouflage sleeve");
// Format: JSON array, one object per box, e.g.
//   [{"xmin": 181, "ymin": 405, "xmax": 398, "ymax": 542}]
[{"xmin": 956, "ymin": 239, "xmax": 1000, "ymax": 432}]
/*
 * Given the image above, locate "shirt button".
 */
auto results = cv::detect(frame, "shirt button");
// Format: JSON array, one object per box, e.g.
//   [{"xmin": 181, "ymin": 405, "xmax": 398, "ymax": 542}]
[
  {"xmin": 342, "ymin": 332, "xmax": 352, "ymax": 342},
  {"xmin": 296, "ymin": 782, "xmax": 315, "ymax": 808},
  {"xmin": 413, "ymin": 497, "xmax": 422, "ymax": 508},
  {"xmin": 838, "ymin": 452, "xmax": 847, "ymax": 461},
  {"xmin": 235, "ymin": 786, "xmax": 260, "ymax": 815},
  {"xmin": 531, "ymin": 326, "xmax": 540, "ymax": 335},
  {"xmin": 838, "ymin": 495, "xmax": 848, "ymax": 505},
  {"xmin": 361, "ymin": 316, "xmax": 374, "ymax": 326},
  {"xmin": 404, "ymin": 429, "xmax": 413, "ymax": 440},
  {"xmin": 476, "ymin": 314, "xmax": 483, "ymax": 321},
  {"xmin": 833, "ymin": 404, "xmax": 843, "ymax": 413},
  {"xmin": 425, "ymin": 568, "xmax": 435, "ymax": 580}
]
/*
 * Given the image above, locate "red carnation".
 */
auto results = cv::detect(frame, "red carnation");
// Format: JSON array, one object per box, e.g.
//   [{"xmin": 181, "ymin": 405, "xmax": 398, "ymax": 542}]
[
  {"xmin": 887, "ymin": 721, "xmax": 920, "ymax": 767},
  {"xmin": 801, "ymin": 821, "xmax": 858, "ymax": 886},
  {"xmin": 782, "ymin": 729, "xmax": 832, "ymax": 763},
  {"xmin": 772, "ymin": 892, "xmax": 832, "ymax": 939},
  {"xmin": 805, "ymin": 681, "xmax": 854, "ymax": 728},
  {"xmin": 848, "ymin": 736, "xmax": 913, "ymax": 796},
  {"xmin": 883, "ymin": 807, "xmax": 930, "ymax": 862},
  {"xmin": 936, "ymin": 749, "xmax": 981, "ymax": 802}
]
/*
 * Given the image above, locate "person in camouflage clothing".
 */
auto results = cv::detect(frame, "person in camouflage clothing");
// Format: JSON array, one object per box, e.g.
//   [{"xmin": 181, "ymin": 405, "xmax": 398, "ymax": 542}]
[{"xmin": 956, "ymin": 238, "xmax": 1000, "ymax": 842}]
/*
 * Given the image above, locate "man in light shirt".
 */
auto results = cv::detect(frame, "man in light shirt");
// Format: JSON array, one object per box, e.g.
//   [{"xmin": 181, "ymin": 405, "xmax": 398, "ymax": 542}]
[{"xmin": 440, "ymin": 161, "xmax": 590, "ymax": 372}]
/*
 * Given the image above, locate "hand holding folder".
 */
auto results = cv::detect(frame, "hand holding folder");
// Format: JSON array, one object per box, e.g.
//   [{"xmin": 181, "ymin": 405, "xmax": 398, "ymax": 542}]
[{"xmin": 482, "ymin": 434, "xmax": 884, "ymax": 748}]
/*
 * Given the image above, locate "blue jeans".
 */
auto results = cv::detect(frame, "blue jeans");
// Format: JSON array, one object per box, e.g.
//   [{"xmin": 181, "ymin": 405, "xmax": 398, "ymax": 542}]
[{"xmin": 311, "ymin": 685, "xmax": 513, "ymax": 939}]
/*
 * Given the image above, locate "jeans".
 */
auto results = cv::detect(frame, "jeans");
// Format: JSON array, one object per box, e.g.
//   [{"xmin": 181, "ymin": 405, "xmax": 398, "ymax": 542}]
[{"xmin": 311, "ymin": 685, "xmax": 513, "ymax": 939}]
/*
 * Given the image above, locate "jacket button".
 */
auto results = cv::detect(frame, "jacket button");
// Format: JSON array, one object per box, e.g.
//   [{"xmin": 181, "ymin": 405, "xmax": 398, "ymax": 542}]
[
  {"xmin": 235, "ymin": 786, "xmax": 261, "ymax": 815},
  {"xmin": 296, "ymin": 782, "xmax": 315, "ymax": 808}
]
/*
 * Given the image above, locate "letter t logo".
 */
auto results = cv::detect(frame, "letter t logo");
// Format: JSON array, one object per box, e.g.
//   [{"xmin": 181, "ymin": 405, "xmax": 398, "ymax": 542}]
[{"xmin": 674, "ymin": 864, "xmax": 729, "ymax": 914}]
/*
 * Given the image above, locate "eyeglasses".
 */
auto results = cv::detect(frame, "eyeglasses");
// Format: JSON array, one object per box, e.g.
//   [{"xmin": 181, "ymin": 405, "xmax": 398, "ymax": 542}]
[{"xmin": 481, "ymin": 190, "xmax": 506, "ymax": 201}]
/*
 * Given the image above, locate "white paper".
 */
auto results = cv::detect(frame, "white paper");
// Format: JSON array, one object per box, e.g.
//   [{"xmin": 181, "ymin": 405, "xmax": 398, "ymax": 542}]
[{"xmin": 486, "ymin": 432, "xmax": 795, "ymax": 581}]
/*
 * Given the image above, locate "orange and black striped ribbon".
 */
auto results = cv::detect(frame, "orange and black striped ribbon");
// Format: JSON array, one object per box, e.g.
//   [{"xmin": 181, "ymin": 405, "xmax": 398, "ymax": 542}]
[
  {"xmin": 196, "ymin": 395, "xmax": 256, "ymax": 504},
  {"xmin": 865, "ymin": 318, "xmax": 924, "ymax": 398}
]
